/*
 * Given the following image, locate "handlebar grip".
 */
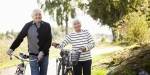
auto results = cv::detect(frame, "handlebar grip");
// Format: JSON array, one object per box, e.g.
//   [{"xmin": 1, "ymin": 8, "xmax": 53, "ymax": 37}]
[{"xmin": 10, "ymin": 56, "xmax": 12, "ymax": 60}]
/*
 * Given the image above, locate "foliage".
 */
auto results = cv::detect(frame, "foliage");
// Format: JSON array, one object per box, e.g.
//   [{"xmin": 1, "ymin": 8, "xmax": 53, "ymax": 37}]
[
  {"xmin": 38, "ymin": 0, "xmax": 76, "ymax": 34},
  {"xmin": 123, "ymin": 12, "xmax": 149, "ymax": 44},
  {"xmin": 78, "ymin": 0, "xmax": 149, "ymax": 27},
  {"xmin": 146, "ymin": 0, "xmax": 150, "ymax": 26},
  {"xmin": 78, "ymin": 0, "xmax": 149, "ymax": 41}
]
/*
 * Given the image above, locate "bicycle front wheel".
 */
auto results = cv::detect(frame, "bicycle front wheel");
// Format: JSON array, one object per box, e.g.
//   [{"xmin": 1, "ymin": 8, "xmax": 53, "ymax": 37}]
[
  {"xmin": 56, "ymin": 61, "xmax": 61, "ymax": 75},
  {"xmin": 65, "ymin": 69, "xmax": 73, "ymax": 75}
]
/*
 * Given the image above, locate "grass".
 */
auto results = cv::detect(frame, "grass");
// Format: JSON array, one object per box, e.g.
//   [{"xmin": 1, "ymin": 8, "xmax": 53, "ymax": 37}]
[
  {"xmin": 92, "ymin": 68, "xmax": 108, "ymax": 75},
  {"xmin": 0, "ymin": 39, "xmax": 28, "ymax": 69},
  {"xmin": 91, "ymin": 53, "xmax": 114, "ymax": 75}
]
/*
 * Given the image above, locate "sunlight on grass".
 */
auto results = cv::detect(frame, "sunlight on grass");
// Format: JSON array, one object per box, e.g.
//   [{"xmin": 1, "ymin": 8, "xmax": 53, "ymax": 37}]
[
  {"xmin": 91, "ymin": 53, "xmax": 114, "ymax": 75},
  {"xmin": 92, "ymin": 68, "xmax": 108, "ymax": 75}
]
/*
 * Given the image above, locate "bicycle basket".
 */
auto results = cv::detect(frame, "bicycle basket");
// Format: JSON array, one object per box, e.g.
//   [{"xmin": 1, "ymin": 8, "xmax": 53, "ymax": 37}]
[{"xmin": 71, "ymin": 51, "xmax": 81, "ymax": 65}]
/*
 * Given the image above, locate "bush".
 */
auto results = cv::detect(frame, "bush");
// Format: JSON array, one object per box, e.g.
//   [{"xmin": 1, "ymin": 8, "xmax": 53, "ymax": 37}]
[{"xmin": 123, "ymin": 12, "xmax": 149, "ymax": 44}]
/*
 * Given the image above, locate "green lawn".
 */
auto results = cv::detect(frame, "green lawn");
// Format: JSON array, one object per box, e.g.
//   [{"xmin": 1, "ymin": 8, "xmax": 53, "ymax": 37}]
[{"xmin": 92, "ymin": 53, "xmax": 114, "ymax": 75}]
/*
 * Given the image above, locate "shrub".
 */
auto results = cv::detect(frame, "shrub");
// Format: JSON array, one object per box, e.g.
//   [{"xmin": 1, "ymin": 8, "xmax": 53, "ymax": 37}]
[{"xmin": 123, "ymin": 12, "xmax": 149, "ymax": 44}]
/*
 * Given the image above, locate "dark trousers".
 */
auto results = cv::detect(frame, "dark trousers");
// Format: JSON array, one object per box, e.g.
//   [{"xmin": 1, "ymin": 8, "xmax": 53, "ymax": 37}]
[{"xmin": 73, "ymin": 60, "xmax": 92, "ymax": 75}]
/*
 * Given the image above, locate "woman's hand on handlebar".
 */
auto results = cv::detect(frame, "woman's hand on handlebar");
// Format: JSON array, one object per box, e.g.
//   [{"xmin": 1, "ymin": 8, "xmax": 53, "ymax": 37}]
[
  {"xmin": 52, "ymin": 42, "xmax": 60, "ymax": 48},
  {"xmin": 80, "ymin": 47, "xmax": 86, "ymax": 52}
]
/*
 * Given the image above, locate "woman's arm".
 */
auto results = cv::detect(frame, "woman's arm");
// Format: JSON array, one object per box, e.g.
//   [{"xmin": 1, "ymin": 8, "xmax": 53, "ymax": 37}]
[
  {"xmin": 58, "ymin": 34, "xmax": 72, "ymax": 49},
  {"xmin": 84, "ymin": 31, "xmax": 95, "ymax": 51}
]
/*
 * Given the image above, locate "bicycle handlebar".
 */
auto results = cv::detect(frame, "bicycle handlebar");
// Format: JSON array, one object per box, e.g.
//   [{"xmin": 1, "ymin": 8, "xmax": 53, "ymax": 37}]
[{"xmin": 10, "ymin": 53, "xmax": 37, "ymax": 62}]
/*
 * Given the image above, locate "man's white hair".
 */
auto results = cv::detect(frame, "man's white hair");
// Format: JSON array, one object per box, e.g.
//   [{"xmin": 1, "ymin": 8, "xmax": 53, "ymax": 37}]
[{"xmin": 31, "ymin": 9, "xmax": 42, "ymax": 17}]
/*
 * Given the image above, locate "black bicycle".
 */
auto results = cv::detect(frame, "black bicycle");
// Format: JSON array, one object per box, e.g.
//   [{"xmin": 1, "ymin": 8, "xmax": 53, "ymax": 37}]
[
  {"xmin": 56, "ymin": 49, "xmax": 81, "ymax": 75},
  {"xmin": 10, "ymin": 53, "xmax": 37, "ymax": 75}
]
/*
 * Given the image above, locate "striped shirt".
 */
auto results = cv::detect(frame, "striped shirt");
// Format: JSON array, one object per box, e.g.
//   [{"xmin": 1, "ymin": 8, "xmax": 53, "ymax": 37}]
[{"xmin": 59, "ymin": 30, "xmax": 95, "ymax": 61}]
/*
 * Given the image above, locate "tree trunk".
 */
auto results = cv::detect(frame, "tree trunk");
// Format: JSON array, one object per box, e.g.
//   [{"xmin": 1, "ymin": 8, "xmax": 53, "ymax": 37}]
[
  {"xmin": 65, "ymin": 15, "xmax": 69, "ymax": 35},
  {"xmin": 112, "ymin": 28, "xmax": 117, "ymax": 41},
  {"xmin": 65, "ymin": 21, "xmax": 68, "ymax": 35}
]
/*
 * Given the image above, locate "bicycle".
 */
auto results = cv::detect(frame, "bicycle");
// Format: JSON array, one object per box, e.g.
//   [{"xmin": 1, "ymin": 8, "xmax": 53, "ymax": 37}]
[
  {"xmin": 10, "ymin": 53, "xmax": 37, "ymax": 75},
  {"xmin": 56, "ymin": 49, "xmax": 81, "ymax": 75}
]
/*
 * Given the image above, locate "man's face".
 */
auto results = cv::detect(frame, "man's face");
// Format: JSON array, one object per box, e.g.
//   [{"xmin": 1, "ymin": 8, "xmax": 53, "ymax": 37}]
[
  {"xmin": 32, "ymin": 11, "xmax": 42, "ymax": 23},
  {"xmin": 73, "ymin": 20, "xmax": 81, "ymax": 31}
]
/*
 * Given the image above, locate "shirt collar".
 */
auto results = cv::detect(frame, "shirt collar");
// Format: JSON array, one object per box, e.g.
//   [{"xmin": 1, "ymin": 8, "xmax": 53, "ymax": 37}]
[{"xmin": 32, "ymin": 21, "xmax": 43, "ymax": 25}]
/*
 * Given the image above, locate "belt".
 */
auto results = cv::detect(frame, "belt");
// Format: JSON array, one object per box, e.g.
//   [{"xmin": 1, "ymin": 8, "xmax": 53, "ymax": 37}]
[{"xmin": 29, "ymin": 53, "xmax": 38, "ymax": 56}]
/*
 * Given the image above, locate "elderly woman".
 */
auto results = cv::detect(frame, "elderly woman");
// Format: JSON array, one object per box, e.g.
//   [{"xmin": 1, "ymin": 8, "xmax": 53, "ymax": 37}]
[
  {"xmin": 7, "ymin": 9, "xmax": 52, "ymax": 75},
  {"xmin": 52, "ymin": 19, "xmax": 95, "ymax": 75}
]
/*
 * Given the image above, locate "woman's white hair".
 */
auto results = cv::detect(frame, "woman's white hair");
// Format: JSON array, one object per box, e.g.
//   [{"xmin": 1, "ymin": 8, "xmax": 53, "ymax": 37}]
[
  {"xmin": 72, "ymin": 19, "xmax": 81, "ymax": 25},
  {"xmin": 31, "ymin": 9, "xmax": 42, "ymax": 17}
]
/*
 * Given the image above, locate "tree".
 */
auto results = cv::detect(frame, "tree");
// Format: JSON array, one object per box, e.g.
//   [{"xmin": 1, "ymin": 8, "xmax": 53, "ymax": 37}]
[
  {"xmin": 38, "ymin": 0, "xmax": 76, "ymax": 34},
  {"xmin": 78, "ymin": 0, "xmax": 149, "ymax": 41}
]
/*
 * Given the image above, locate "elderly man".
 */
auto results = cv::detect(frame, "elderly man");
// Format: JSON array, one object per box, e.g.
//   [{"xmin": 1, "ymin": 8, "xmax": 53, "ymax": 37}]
[
  {"xmin": 7, "ymin": 9, "xmax": 52, "ymax": 75},
  {"xmin": 52, "ymin": 19, "xmax": 95, "ymax": 75}
]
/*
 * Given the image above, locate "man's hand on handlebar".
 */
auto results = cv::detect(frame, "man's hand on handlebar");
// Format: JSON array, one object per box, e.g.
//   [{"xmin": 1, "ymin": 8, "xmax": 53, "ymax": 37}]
[
  {"xmin": 52, "ymin": 42, "xmax": 60, "ymax": 48},
  {"xmin": 7, "ymin": 49, "xmax": 13, "ymax": 56}
]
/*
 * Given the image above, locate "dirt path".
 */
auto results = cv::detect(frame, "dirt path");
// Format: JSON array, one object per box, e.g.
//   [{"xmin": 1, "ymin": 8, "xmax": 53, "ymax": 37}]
[{"xmin": 0, "ymin": 46, "xmax": 123, "ymax": 75}]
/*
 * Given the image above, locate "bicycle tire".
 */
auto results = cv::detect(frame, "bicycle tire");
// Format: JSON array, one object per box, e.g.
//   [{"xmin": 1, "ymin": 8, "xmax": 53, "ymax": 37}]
[
  {"xmin": 15, "ymin": 69, "xmax": 24, "ymax": 75},
  {"xmin": 15, "ymin": 64, "xmax": 25, "ymax": 75},
  {"xmin": 57, "ymin": 62, "xmax": 61, "ymax": 75},
  {"xmin": 65, "ymin": 69, "xmax": 74, "ymax": 75},
  {"xmin": 62, "ymin": 65, "xmax": 65, "ymax": 75}
]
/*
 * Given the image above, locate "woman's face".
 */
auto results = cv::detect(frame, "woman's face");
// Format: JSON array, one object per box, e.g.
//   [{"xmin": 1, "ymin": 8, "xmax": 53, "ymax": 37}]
[
  {"xmin": 32, "ymin": 11, "xmax": 42, "ymax": 23},
  {"xmin": 73, "ymin": 20, "xmax": 81, "ymax": 32}
]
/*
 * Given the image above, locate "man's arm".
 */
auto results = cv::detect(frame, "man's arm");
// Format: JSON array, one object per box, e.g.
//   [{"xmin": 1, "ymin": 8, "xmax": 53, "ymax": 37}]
[
  {"xmin": 10, "ymin": 24, "xmax": 29, "ymax": 50},
  {"xmin": 40, "ymin": 23, "xmax": 52, "ymax": 55}
]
